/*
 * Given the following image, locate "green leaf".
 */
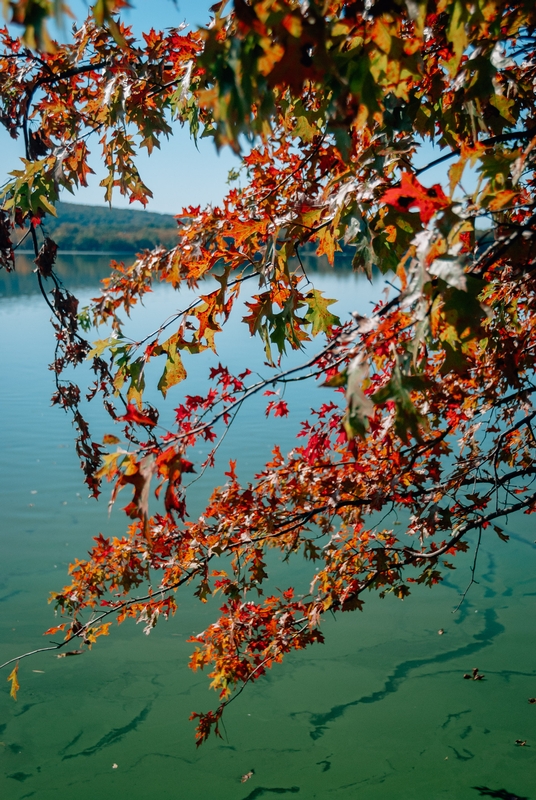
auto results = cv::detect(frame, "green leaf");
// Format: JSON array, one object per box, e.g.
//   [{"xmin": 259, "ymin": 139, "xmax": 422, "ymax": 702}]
[
  {"xmin": 294, "ymin": 115, "xmax": 318, "ymax": 143},
  {"xmin": 304, "ymin": 290, "xmax": 341, "ymax": 336},
  {"xmin": 372, "ymin": 364, "xmax": 426, "ymax": 443},
  {"xmin": 126, "ymin": 357, "xmax": 146, "ymax": 408}
]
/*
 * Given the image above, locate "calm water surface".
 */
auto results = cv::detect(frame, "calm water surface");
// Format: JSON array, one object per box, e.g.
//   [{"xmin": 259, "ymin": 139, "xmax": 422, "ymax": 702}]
[{"xmin": 0, "ymin": 255, "xmax": 535, "ymax": 800}]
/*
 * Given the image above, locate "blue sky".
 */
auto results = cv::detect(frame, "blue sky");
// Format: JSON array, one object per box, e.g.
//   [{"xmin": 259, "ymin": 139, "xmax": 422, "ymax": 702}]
[
  {"xmin": 0, "ymin": 1, "xmax": 455, "ymax": 215},
  {"xmin": 0, "ymin": 1, "xmax": 237, "ymax": 215}
]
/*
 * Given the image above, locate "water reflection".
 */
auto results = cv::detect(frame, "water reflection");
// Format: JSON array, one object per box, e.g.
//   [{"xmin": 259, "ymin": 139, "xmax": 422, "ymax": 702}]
[
  {"xmin": 0, "ymin": 247, "xmax": 360, "ymax": 299},
  {"xmin": 0, "ymin": 252, "xmax": 115, "ymax": 298}
]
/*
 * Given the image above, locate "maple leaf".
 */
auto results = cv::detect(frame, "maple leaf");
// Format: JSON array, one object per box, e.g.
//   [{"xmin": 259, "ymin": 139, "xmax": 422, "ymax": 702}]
[
  {"xmin": 382, "ymin": 173, "xmax": 449, "ymax": 223},
  {"xmin": 155, "ymin": 333, "xmax": 187, "ymax": 397},
  {"xmin": 118, "ymin": 403, "xmax": 158, "ymax": 427},
  {"xmin": 304, "ymin": 290, "xmax": 341, "ymax": 336},
  {"xmin": 266, "ymin": 399, "xmax": 289, "ymax": 418}
]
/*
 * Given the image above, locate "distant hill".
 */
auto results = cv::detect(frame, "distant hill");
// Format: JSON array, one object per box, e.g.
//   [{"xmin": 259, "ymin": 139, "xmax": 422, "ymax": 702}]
[{"xmin": 36, "ymin": 201, "xmax": 178, "ymax": 253}]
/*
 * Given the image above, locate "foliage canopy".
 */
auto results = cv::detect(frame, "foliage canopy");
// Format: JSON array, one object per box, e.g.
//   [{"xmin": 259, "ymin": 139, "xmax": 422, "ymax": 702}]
[{"xmin": 1, "ymin": 0, "xmax": 536, "ymax": 743}]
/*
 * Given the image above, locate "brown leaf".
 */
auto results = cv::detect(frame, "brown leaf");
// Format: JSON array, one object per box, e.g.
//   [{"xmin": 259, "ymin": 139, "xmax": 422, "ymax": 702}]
[
  {"xmin": 34, "ymin": 237, "xmax": 58, "ymax": 277},
  {"xmin": 57, "ymin": 650, "xmax": 84, "ymax": 658}
]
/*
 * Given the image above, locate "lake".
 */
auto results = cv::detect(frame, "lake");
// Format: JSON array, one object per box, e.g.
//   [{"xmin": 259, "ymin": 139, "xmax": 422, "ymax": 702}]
[{"xmin": 0, "ymin": 254, "xmax": 535, "ymax": 800}]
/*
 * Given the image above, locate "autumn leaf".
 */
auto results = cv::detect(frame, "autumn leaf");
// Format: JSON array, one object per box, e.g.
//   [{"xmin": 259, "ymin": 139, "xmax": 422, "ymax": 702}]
[
  {"xmin": 88, "ymin": 336, "xmax": 116, "ymax": 359},
  {"xmin": 118, "ymin": 403, "xmax": 158, "ymax": 428},
  {"xmin": 57, "ymin": 650, "xmax": 84, "ymax": 658},
  {"xmin": 382, "ymin": 173, "xmax": 449, "ymax": 223},
  {"xmin": 304, "ymin": 290, "xmax": 340, "ymax": 336},
  {"xmin": 119, "ymin": 455, "xmax": 156, "ymax": 522},
  {"xmin": 103, "ymin": 434, "xmax": 121, "ymax": 445},
  {"xmin": 43, "ymin": 623, "xmax": 67, "ymax": 636},
  {"xmin": 156, "ymin": 333, "xmax": 187, "ymax": 397},
  {"xmin": 7, "ymin": 662, "xmax": 19, "ymax": 701},
  {"xmin": 294, "ymin": 115, "xmax": 318, "ymax": 142},
  {"xmin": 266, "ymin": 399, "xmax": 289, "ymax": 417}
]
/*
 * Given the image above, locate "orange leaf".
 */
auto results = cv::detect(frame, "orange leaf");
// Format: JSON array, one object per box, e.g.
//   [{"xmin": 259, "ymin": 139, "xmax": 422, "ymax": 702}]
[{"xmin": 43, "ymin": 623, "xmax": 67, "ymax": 636}]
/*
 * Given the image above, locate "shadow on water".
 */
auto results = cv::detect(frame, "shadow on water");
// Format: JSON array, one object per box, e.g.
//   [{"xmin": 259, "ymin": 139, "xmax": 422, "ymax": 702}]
[
  {"xmin": 61, "ymin": 703, "xmax": 152, "ymax": 759},
  {"xmin": 473, "ymin": 787, "xmax": 529, "ymax": 800},
  {"xmin": 240, "ymin": 787, "xmax": 300, "ymax": 800},
  {"xmin": 8, "ymin": 772, "xmax": 33, "ymax": 782},
  {"xmin": 0, "ymin": 590, "xmax": 23, "ymax": 604},
  {"xmin": 293, "ymin": 608, "xmax": 503, "ymax": 740}
]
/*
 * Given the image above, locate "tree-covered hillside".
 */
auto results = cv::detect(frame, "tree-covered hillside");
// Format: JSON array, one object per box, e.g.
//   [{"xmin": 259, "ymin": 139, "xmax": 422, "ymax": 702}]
[{"xmin": 32, "ymin": 201, "xmax": 178, "ymax": 253}]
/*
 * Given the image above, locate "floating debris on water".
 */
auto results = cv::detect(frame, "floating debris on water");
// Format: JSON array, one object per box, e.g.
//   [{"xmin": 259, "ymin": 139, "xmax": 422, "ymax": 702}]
[
  {"xmin": 464, "ymin": 667, "xmax": 485, "ymax": 681},
  {"xmin": 57, "ymin": 650, "xmax": 84, "ymax": 658}
]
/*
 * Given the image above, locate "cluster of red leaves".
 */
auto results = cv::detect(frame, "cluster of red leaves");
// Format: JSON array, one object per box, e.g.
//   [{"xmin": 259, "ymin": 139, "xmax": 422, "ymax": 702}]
[{"xmin": 382, "ymin": 173, "xmax": 450, "ymax": 224}]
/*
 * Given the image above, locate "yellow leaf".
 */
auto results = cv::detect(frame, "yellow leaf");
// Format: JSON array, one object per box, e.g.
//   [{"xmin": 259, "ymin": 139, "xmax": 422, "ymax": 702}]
[
  {"xmin": 447, "ymin": 1, "xmax": 468, "ymax": 73},
  {"xmin": 316, "ymin": 226, "xmax": 341, "ymax": 266},
  {"xmin": 88, "ymin": 336, "xmax": 115, "ymax": 358},
  {"xmin": 158, "ymin": 352, "xmax": 187, "ymax": 396},
  {"xmin": 490, "ymin": 94, "xmax": 516, "ymax": 124},
  {"xmin": 94, "ymin": 451, "xmax": 122, "ymax": 481},
  {"xmin": 98, "ymin": 622, "xmax": 112, "ymax": 636},
  {"xmin": 488, "ymin": 190, "xmax": 517, "ymax": 211},
  {"xmin": 37, "ymin": 194, "xmax": 57, "ymax": 216},
  {"xmin": 258, "ymin": 38, "xmax": 284, "ymax": 76},
  {"xmin": 449, "ymin": 158, "xmax": 466, "ymax": 194},
  {"xmin": 370, "ymin": 19, "xmax": 392, "ymax": 54},
  {"xmin": 7, "ymin": 662, "xmax": 19, "ymax": 701},
  {"xmin": 157, "ymin": 333, "xmax": 187, "ymax": 397},
  {"xmin": 294, "ymin": 116, "xmax": 318, "ymax": 143},
  {"xmin": 281, "ymin": 14, "xmax": 302, "ymax": 38},
  {"xmin": 127, "ymin": 383, "xmax": 143, "ymax": 408}
]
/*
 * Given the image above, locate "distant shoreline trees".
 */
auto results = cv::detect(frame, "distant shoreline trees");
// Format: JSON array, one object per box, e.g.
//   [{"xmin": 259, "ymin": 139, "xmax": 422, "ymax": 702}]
[{"xmin": 15, "ymin": 201, "xmax": 178, "ymax": 253}]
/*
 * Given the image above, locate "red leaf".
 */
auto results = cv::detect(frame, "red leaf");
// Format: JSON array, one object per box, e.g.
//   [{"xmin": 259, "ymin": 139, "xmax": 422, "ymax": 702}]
[
  {"xmin": 118, "ymin": 403, "xmax": 157, "ymax": 427},
  {"xmin": 266, "ymin": 400, "xmax": 289, "ymax": 418},
  {"xmin": 225, "ymin": 460, "xmax": 237, "ymax": 481},
  {"xmin": 382, "ymin": 173, "xmax": 449, "ymax": 223}
]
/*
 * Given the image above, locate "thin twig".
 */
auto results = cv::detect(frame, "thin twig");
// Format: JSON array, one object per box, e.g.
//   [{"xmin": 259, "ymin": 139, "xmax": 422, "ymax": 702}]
[{"xmin": 452, "ymin": 527, "xmax": 482, "ymax": 613}]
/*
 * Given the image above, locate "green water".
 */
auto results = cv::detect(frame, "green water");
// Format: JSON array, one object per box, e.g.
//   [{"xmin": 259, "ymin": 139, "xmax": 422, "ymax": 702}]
[{"xmin": 0, "ymin": 256, "xmax": 535, "ymax": 799}]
